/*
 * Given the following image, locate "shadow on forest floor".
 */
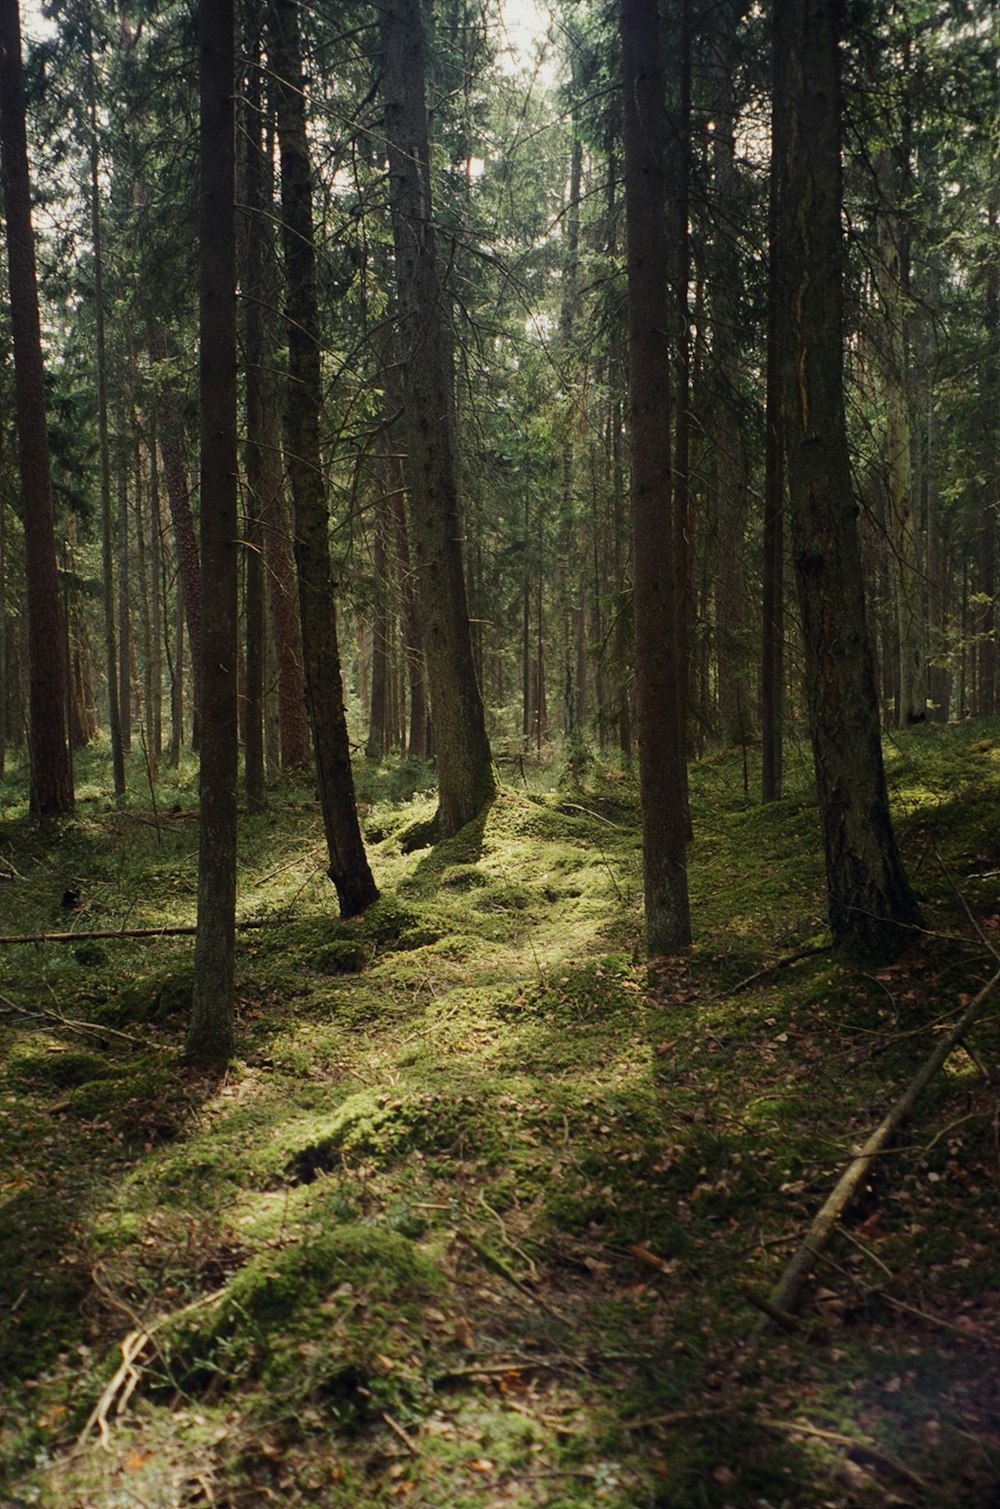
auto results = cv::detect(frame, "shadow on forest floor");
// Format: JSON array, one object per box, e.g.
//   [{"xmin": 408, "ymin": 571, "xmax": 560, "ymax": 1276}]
[{"xmin": 1, "ymin": 726, "xmax": 999, "ymax": 1507}]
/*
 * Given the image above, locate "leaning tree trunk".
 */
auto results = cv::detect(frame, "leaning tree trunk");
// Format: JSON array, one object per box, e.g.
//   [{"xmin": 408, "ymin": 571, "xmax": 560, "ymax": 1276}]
[
  {"xmin": 774, "ymin": 0, "xmax": 921, "ymax": 960},
  {"xmin": 0, "ymin": 0, "xmax": 73, "ymax": 817},
  {"xmin": 268, "ymin": 0, "xmax": 377, "ymax": 916},
  {"xmin": 620, "ymin": 0, "xmax": 691, "ymax": 955},
  {"xmin": 380, "ymin": 0, "xmax": 496, "ymax": 838}
]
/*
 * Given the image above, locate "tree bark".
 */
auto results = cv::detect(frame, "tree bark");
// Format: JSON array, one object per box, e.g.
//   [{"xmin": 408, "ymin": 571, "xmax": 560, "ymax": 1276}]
[
  {"xmin": 761, "ymin": 67, "xmax": 785, "ymax": 803},
  {"xmin": 188, "ymin": 0, "xmax": 238, "ymax": 1063},
  {"xmin": 380, "ymin": 0, "xmax": 496, "ymax": 838},
  {"xmin": 268, "ymin": 0, "xmax": 377, "ymax": 915},
  {"xmin": 86, "ymin": 14, "xmax": 126, "ymax": 801},
  {"xmin": 0, "ymin": 0, "xmax": 73, "ymax": 817},
  {"xmin": 774, "ymin": 0, "xmax": 921, "ymax": 959},
  {"xmin": 620, "ymin": 0, "xmax": 691, "ymax": 955},
  {"xmin": 147, "ymin": 318, "xmax": 201, "ymax": 715}
]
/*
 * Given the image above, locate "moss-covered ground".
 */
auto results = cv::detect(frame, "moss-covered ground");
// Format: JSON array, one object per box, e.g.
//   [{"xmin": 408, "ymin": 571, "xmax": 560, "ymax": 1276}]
[{"xmin": 1, "ymin": 726, "xmax": 999, "ymax": 1506}]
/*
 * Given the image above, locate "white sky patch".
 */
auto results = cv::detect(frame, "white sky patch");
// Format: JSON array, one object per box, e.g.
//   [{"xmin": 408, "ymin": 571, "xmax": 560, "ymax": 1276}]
[{"xmin": 496, "ymin": 0, "xmax": 557, "ymax": 76}]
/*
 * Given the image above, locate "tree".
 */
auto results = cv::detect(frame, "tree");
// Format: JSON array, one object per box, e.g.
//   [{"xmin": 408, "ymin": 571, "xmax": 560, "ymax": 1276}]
[
  {"xmin": 188, "ymin": 0, "xmax": 237, "ymax": 1063},
  {"xmin": 0, "ymin": 0, "xmax": 74, "ymax": 818},
  {"xmin": 619, "ymin": 0, "xmax": 691, "ymax": 955},
  {"xmin": 380, "ymin": 0, "xmax": 496, "ymax": 839},
  {"xmin": 268, "ymin": 0, "xmax": 378, "ymax": 916},
  {"xmin": 773, "ymin": 0, "xmax": 921, "ymax": 958}
]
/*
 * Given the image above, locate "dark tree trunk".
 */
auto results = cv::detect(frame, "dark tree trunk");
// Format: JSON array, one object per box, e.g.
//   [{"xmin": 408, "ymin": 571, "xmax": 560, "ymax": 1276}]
[
  {"xmin": 774, "ymin": 0, "xmax": 921, "ymax": 959},
  {"xmin": 116, "ymin": 446, "xmax": 132, "ymax": 752},
  {"xmin": 0, "ymin": 0, "xmax": 73, "ymax": 817},
  {"xmin": 366, "ymin": 490, "xmax": 390, "ymax": 761},
  {"xmin": 86, "ymin": 18, "xmax": 126, "ymax": 801},
  {"xmin": 620, "ymin": 0, "xmax": 691, "ymax": 954},
  {"xmin": 380, "ymin": 0, "xmax": 496, "ymax": 838},
  {"xmin": 761, "ymin": 45, "xmax": 785, "ymax": 803},
  {"xmin": 241, "ymin": 39, "xmax": 267, "ymax": 813},
  {"xmin": 189, "ymin": 0, "xmax": 238, "ymax": 1063},
  {"xmin": 147, "ymin": 318, "xmax": 201, "ymax": 716},
  {"xmin": 268, "ymin": 0, "xmax": 377, "ymax": 915}
]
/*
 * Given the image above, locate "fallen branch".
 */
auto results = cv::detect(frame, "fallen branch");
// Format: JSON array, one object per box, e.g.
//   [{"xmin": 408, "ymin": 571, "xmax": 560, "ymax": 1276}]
[
  {"xmin": 757, "ymin": 1414, "xmax": 931, "ymax": 1494},
  {"xmin": 0, "ymin": 993, "xmax": 141, "ymax": 1043},
  {"xmin": 0, "ymin": 917, "xmax": 287, "ymax": 946},
  {"xmin": 726, "ymin": 944, "xmax": 832, "ymax": 997},
  {"xmin": 78, "ymin": 1286, "xmax": 227, "ymax": 1450},
  {"xmin": 754, "ymin": 967, "xmax": 1000, "ymax": 1333}
]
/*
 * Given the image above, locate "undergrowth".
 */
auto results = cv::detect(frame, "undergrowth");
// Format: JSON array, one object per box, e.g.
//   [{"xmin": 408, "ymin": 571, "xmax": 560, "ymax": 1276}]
[{"xmin": 0, "ymin": 726, "xmax": 999, "ymax": 1506}]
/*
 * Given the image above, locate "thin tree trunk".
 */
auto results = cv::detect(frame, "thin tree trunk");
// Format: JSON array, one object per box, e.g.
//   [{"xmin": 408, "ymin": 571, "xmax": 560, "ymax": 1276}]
[
  {"xmin": 86, "ymin": 14, "xmax": 126, "ymax": 800},
  {"xmin": 268, "ymin": 0, "xmax": 377, "ymax": 914},
  {"xmin": 189, "ymin": 0, "xmax": 238, "ymax": 1063},
  {"xmin": 0, "ymin": 0, "xmax": 73, "ymax": 816},
  {"xmin": 761, "ymin": 33, "xmax": 785, "ymax": 802},
  {"xmin": 147, "ymin": 318, "xmax": 201, "ymax": 716},
  {"xmin": 148, "ymin": 416, "xmax": 163, "ymax": 758},
  {"xmin": 241, "ymin": 39, "xmax": 268, "ymax": 813},
  {"xmin": 116, "ymin": 443, "xmax": 132, "ymax": 752}
]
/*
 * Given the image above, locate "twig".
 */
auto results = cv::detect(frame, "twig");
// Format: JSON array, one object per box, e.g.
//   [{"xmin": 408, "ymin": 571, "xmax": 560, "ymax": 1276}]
[
  {"xmin": 0, "ymin": 993, "xmax": 141, "ymax": 1044},
  {"xmin": 757, "ymin": 1414, "xmax": 932, "ymax": 1494},
  {"xmin": 556, "ymin": 801, "xmax": 621, "ymax": 829},
  {"xmin": 753, "ymin": 967, "xmax": 1000, "ymax": 1334},
  {"xmin": 457, "ymin": 1229, "xmax": 564, "ymax": 1320},
  {"xmin": 78, "ymin": 1286, "xmax": 227, "ymax": 1449},
  {"xmin": 726, "ymin": 945, "xmax": 832, "ymax": 996},
  {"xmin": 381, "ymin": 1410, "xmax": 419, "ymax": 1455}
]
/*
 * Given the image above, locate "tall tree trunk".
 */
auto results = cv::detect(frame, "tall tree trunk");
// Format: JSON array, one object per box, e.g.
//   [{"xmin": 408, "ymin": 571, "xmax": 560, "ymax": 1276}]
[
  {"xmin": 366, "ymin": 488, "xmax": 390, "ymax": 761},
  {"xmin": 620, "ymin": 0, "xmax": 691, "ymax": 955},
  {"xmin": 268, "ymin": 0, "xmax": 378, "ymax": 914},
  {"xmin": 147, "ymin": 417, "xmax": 163, "ymax": 759},
  {"xmin": 86, "ymin": 15, "xmax": 126, "ymax": 800},
  {"xmin": 761, "ymin": 71, "xmax": 785, "ymax": 803},
  {"xmin": 189, "ymin": 0, "xmax": 238, "ymax": 1063},
  {"xmin": 709, "ymin": 18, "xmax": 749, "ymax": 746},
  {"xmin": 876, "ymin": 149, "xmax": 925, "ymax": 724},
  {"xmin": 0, "ymin": 0, "xmax": 73, "ymax": 817},
  {"xmin": 116, "ymin": 443, "xmax": 132, "ymax": 752},
  {"xmin": 774, "ymin": 0, "xmax": 921, "ymax": 959},
  {"xmin": 147, "ymin": 318, "xmax": 201, "ymax": 715},
  {"xmin": 380, "ymin": 0, "xmax": 496, "ymax": 838},
  {"xmin": 241, "ymin": 38, "xmax": 268, "ymax": 813}
]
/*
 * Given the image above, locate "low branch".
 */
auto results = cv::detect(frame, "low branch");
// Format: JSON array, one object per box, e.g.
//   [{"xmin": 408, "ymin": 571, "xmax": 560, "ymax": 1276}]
[{"xmin": 753, "ymin": 967, "xmax": 1000, "ymax": 1333}]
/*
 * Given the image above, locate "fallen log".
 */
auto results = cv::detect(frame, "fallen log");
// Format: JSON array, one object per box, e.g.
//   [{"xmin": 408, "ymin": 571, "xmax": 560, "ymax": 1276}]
[{"xmin": 753, "ymin": 966, "xmax": 1000, "ymax": 1334}]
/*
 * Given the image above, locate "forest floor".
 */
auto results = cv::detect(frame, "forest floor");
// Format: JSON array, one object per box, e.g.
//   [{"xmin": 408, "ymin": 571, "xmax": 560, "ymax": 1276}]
[{"xmin": 0, "ymin": 724, "xmax": 999, "ymax": 1508}]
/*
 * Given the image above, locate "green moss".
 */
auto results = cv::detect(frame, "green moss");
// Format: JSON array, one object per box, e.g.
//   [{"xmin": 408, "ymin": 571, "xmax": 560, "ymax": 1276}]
[
  {"xmin": 5, "ymin": 1044, "xmax": 111, "ymax": 1090},
  {"xmin": 115, "ymin": 963, "xmax": 195, "ymax": 1022},
  {"xmin": 310, "ymin": 939, "xmax": 369, "ymax": 975}
]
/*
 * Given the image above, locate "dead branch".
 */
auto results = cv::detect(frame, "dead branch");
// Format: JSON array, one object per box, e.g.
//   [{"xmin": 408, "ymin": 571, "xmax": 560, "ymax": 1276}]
[
  {"xmin": 757, "ymin": 1414, "xmax": 931, "ymax": 1494},
  {"xmin": 726, "ymin": 944, "xmax": 832, "ymax": 996},
  {"xmin": 0, "ymin": 917, "xmax": 286, "ymax": 946},
  {"xmin": 753, "ymin": 967, "xmax": 1000, "ymax": 1334},
  {"xmin": 0, "ymin": 992, "xmax": 141, "ymax": 1043}
]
